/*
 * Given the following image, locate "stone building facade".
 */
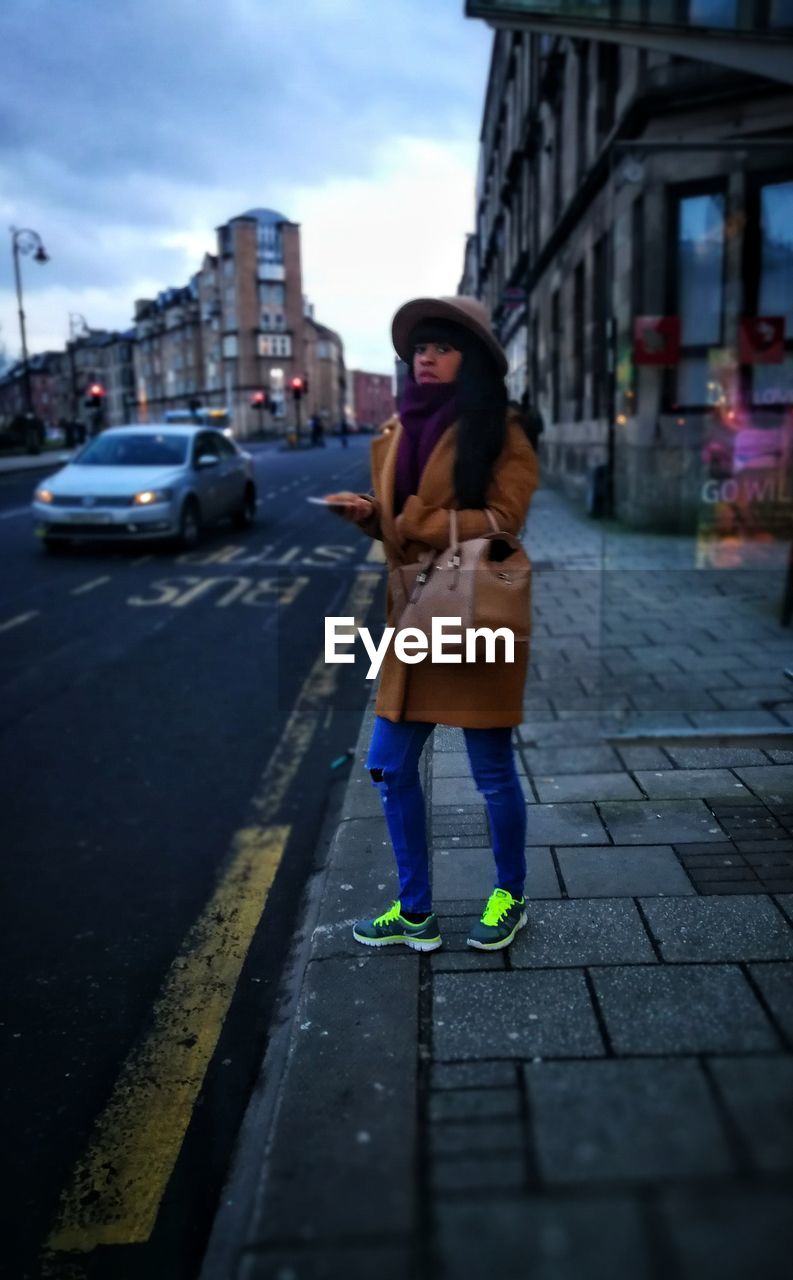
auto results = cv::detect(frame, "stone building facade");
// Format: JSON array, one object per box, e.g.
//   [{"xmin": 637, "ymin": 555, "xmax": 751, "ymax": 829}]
[
  {"xmin": 350, "ymin": 370, "xmax": 394, "ymax": 430},
  {"xmin": 472, "ymin": 30, "xmax": 793, "ymax": 529}
]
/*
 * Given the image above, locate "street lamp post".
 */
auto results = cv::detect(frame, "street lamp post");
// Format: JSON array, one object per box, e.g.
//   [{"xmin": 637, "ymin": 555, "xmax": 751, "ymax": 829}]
[{"xmin": 10, "ymin": 226, "xmax": 49, "ymax": 416}]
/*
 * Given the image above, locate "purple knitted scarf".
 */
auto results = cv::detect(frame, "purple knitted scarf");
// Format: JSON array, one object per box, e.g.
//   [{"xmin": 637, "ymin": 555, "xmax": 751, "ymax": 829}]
[{"xmin": 394, "ymin": 379, "xmax": 458, "ymax": 515}]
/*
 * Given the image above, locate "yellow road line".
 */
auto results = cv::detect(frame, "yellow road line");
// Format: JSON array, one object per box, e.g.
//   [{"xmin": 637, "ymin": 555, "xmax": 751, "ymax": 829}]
[
  {"xmin": 0, "ymin": 610, "xmax": 39, "ymax": 633},
  {"xmin": 46, "ymin": 824, "xmax": 290, "ymax": 1253},
  {"xmin": 46, "ymin": 568, "xmax": 381, "ymax": 1255},
  {"xmin": 70, "ymin": 576, "xmax": 111, "ymax": 596}
]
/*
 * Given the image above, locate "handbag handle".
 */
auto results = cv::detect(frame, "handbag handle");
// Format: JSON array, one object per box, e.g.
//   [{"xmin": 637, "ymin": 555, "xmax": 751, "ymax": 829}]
[{"xmin": 448, "ymin": 507, "xmax": 499, "ymax": 548}]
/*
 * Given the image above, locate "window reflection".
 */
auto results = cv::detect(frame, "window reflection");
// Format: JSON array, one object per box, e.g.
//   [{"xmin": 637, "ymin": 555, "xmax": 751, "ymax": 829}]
[
  {"xmin": 678, "ymin": 193, "xmax": 725, "ymax": 345},
  {"xmin": 689, "ymin": 0, "xmax": 738, "ymax": 26}
]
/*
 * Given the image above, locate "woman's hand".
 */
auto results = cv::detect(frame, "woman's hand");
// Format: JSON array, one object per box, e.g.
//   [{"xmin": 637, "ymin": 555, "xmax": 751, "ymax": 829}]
[{"xmin": 323, "ymin": 492, "xmax": 374, "ymax": 524}]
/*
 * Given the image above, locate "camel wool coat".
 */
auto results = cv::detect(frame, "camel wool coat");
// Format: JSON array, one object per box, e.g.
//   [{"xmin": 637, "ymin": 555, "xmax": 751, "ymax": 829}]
[{"xmin": 356, "ymin": 410, "xmax": 539, "ymax": 728}]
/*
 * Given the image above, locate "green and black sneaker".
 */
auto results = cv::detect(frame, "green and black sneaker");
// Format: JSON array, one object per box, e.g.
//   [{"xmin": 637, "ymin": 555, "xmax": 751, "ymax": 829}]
[
  {"xmin": 353, "ymin": 901, "xmax": 442, "ymax": 952},
  {"xmin": 467, "ymin": 887, "xmax": 527, "ymax": 951}
]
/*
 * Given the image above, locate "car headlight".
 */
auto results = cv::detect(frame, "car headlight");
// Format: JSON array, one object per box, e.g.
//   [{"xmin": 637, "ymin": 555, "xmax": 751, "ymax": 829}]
[
  {"xmin": 35, "ymin": 488, "xmax": 54, "ymax": 503},
  {"xmin": 133, "ymin": 489, "xmax": 172, "ymax": 506}
]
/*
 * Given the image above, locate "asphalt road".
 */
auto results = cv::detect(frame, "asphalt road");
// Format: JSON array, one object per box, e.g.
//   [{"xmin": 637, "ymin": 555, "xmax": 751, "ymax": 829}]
[{"xmin": 0, "ymin": 437, "xmax": 385, "ymax": 1280}]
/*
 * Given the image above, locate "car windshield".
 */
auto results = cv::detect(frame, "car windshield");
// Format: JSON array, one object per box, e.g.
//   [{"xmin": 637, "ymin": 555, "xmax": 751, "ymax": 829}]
[{"xmin": 74, "ymin": 433, "xmax": 189, "ymax": 467}]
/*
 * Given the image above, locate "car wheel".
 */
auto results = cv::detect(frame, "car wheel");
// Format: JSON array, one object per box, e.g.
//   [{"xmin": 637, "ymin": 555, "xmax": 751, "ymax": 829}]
[
  {"xmin": 232, "ymin": 483, "xmax": 257, "ymax": 530},
  {"xmin": 178, "ymin": 497, "xmax": 202, "ymax": 549}
]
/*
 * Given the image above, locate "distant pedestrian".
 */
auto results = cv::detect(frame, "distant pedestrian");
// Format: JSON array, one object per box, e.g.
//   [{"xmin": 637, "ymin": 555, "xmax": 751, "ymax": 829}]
[
  {"xmin": 323, "ymin": 295, "xmax": 540, "ymax": 954},
  {"xmin": 310, "ymin": 413, "xmax": 324, "ymax": 447},
  {"xmin": 339, "ymin": 416, "xmax": 349, "ymax": 448}
]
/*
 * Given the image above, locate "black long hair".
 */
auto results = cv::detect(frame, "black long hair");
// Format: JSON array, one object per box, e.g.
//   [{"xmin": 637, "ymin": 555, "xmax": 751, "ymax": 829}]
[{"xmin": 406, "ymin": 317, "xmax": 507, "ymax": 508}]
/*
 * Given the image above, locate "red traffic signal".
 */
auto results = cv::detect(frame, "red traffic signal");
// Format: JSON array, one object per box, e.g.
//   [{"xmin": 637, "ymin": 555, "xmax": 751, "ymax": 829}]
[
  {"xmin": 290, "ymin": 376, "xmax": 304, "ymax": 401},
  {"xmin": 85, "ymin": 382, "xmax": 106, "ymax": 408},
  {"xmin": 251, "ymin": 390, "xmax": 268, "ymax": 408}
]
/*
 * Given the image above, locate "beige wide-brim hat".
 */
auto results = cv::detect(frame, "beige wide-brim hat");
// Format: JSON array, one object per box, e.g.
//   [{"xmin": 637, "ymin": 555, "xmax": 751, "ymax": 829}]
[{"xmin": 391, "ymin": 295, "xmax": 508, "ymax": 376}]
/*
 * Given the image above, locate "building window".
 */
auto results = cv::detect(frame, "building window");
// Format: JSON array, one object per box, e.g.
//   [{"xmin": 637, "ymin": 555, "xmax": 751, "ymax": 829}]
[
  {"xmin": 595, "ymin": 43, "xmax": 618, "ymax": 149},
  {"xmin": 576, "ymin": 46, "xmax": 588, "ymax": 185},
  {"xmin": 689, "ymin": 1, "xmax": 738, "ymax": 28},
  {"xmin": 551, "ymin": 289, "xmax": 561, "ymax": 423},
  {"xmin": 318, "ymin": 341, "xmax": 330, "ymax": 359},
  {"xmin": 749, "ymin": 178, "xmax": 793, "ymax": 407},
  {"xmin": 222, "ymin": 334, "xmax": 238, "ymax": 359},
  {"xmin": 674, "ymin": 189, "xmax": 725, "ymax": 407},
  {"xmin": 592, "ymin": 234, "xmax": 608, "ymax": 419},
  {"xmin": 258, "ymin": 334, "xmax": 292, "ymax": 358},
  {"xmin": 257, "ymin": 221, "xmax": 283, "ymax": 263},
  {"xmin": 573, "ymin": 263, "xmax": 585, "ymax": 420}
]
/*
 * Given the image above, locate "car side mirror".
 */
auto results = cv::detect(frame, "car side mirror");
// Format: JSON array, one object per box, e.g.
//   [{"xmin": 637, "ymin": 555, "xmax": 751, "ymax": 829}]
[{"xmin": 196, "ymin": 454, "xmax": 220, "ymax": 468}]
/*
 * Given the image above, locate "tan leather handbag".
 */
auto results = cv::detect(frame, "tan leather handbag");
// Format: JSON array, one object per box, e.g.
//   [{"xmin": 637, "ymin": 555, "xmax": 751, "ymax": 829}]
[{"xmin": 388, "ymin": 508, "xmax": 532, "ymax": 643}]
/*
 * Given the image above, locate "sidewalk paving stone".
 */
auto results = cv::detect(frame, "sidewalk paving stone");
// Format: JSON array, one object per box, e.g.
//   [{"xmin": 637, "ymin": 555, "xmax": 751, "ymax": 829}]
[
  {"xmin": 597, "ymin": 799, "xmax": 728, "ymax": 844},
  {"xmin": 746, "ymin": 961, "xmax": 793, "ymax": 1042},
  {"xmin": 525, "ymin": 1059, "xmax": 733, "ymax": 1182},
  {"xmin": 429, "ymin": 1087, "xmax": 521, "ymax": 1121},
  {"xmin": 510, "ymin": 899, "xmax": 657, "ymax": 967},
  {"xmin": 638, "ymin": 895, "xmax": 793, "ymax": 962},
  {"xmin": 733, "ymin": 764, "xmax": 793, "ymax": 805},
  {"xmin": 432, "ymin": 751, "xmax": 474, "ymax": 777},
  {"xmin": 429, "ymin": 1119, "xmax": 524, "ymax": 1156},
  {"xmin": 243, "ymin": 955, "xmax": 418, "ymax": 1244},
  {"xmin": 433, "ymin": 970, "xmax": 603, "ymax": 1060},
  {"xmin": 591, "ymin": 965, "xmax": 779, "ymax": 1053},
  {"xmin": 523, "ymin": 802, "xmax": 608, "ymax": 844},
  {"xmin": 631, "ymin": 769, "xmax": 751, "ymax": 799},
  {"xmin": 435, "ymin": 1196, "xmax": 651, "ymax": 1280},
  {"xmin": 665, "ymin": 745, "xmax": 771, "ymax": 767},
  {"xmin": 659, "ymin": 1187, "xmax": 793, "ymax": 1280},
  {"xmin": 430, "ymin": 1154, "xmax": 526, "ymax": 1192},
  {"xmin": 432, "ymin": 845, "xmax": 561, "ymax": 901},
  {"xmin": 430, "ymin": 1061, "xmax": 518, "ymax": 1089},
  {"xmin": 708, "ymin": 1055, "xmax": 793, "ymax": 1173},
  {"xmin": 614, "ymin": 745, "xmax": 674, "ymax": 769},
  {"xmin": 533, "ymin": 772, "xmax": 644, "ymax": 801},
  {"xmin": 556, "ymin": 845, "xmax": 694, "ymax": 897},
  {"xmin": 688, "ymin": 708, "xmax": 787, "ymax": 730},
  {"xmin": 520, "ymin": 744, "xmax": 624, "ymax": 774},
  {"xmin": 774, "ymin": 893, "xmax": 793, "ymax": 922}
]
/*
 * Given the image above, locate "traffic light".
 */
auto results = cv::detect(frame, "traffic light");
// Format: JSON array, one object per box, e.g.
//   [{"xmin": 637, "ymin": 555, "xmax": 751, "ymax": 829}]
[
  {"xmin": 290, "ymin": 376, "xmax": 303, "ymax": 401},
  {"xmin": 85, "ymin": 382, "xmax": 106, "ymax": 409},
  {"xmin": 251, "ymin": 390, "xmax": 269, "ymax": 410}
]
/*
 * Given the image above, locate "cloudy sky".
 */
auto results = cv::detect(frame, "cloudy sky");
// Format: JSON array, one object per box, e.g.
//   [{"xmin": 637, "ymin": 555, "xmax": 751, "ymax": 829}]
[{"xmin": 0, "ymin": 0, "xmax": 492, "ymax": 375}]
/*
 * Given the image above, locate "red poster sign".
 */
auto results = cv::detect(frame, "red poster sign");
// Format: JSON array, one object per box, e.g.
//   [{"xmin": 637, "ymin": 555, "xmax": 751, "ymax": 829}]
[
  {"xmin": 633, "ymin": 316, "xmax": 681, "ymax": 366},
  {"xmin": 738, "ymin": 316, "xmax": 785, "ymax": 364}
]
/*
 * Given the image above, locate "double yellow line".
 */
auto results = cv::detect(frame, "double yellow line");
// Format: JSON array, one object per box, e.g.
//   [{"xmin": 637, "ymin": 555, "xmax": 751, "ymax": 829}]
[{"xmin": 47, "ymin": 570, "xmax": 381, "ymax": 1255}]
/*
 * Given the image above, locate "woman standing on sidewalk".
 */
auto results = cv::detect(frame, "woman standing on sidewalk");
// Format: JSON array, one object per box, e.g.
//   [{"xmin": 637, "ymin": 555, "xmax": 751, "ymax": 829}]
[{"xmin": 326, "ymin": 296, "xmax": 539, "ymax": 953}]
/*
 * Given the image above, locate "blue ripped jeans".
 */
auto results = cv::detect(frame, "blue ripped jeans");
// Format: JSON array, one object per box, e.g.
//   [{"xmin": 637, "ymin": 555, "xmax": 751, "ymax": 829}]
[{"xmin": 366, "ymin": 716, "xmax": 527, "ymax": 915}]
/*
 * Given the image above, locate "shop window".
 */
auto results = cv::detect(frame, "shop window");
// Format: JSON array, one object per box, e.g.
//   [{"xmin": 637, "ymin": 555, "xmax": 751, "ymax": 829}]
[
  {"xmin": 689, "ymin": 0, "xmax": 738, "ymax": 27},
  {"xmin": 747, "ymin": 178, "xmax": 793, "ymax": 408},
  {"xmin": 551, "ymin": 289, "xmax": 561, "ymax": 423},
  {"xmin": 573, "ymin": 262, "xmax": 585, "ymax": 420},
  {"xmin": 673, "ymin": 189, "xmax": 725, "ymax": 408}
]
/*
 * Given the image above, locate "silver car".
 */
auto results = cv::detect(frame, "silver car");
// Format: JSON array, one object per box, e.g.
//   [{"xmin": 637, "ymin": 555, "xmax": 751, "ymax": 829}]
[{"xmin": 32, "ymin": 424, "xmax": 257, "ymax": 552}]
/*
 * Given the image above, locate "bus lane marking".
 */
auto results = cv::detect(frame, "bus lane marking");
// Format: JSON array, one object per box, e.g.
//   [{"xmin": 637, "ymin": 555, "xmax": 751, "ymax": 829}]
[
  {"xmin": 0, "ymin": 610, "xmax": 39, "ymax": 633},
  {"xmin": 45, "ymin": 568, "xmax": 382, "ymax": 1256},
  {"xmin": 70, "ymin": 577, "xmax": 111, "ymax": 596},
  {"xmin": 127, "ymin": 575, "xmax": 309, "ymax": 610}
]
